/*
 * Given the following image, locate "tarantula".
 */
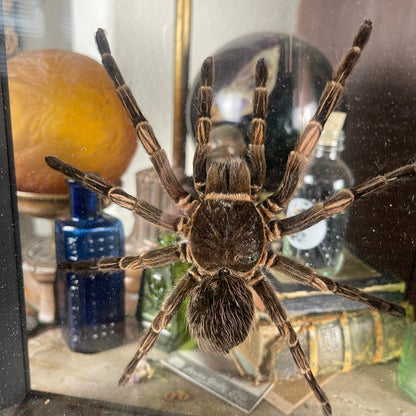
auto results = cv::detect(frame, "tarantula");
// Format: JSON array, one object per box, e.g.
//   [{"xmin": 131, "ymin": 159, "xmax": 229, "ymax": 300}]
[{"xmin": 45, "ymin": 20, "xmax": 413, "ymax": 416}]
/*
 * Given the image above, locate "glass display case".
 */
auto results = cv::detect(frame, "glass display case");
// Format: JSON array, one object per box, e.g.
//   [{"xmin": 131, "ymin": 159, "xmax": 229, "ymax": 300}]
[{"xmin": 1, "ymin": 1, "xmax": 416, "ymax": 415}]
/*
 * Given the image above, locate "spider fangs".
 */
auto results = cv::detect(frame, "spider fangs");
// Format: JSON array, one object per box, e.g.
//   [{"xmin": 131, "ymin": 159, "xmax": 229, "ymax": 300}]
[{"xmin": 45, "ymin": 20, "xmax": 413, "ymax": 416}]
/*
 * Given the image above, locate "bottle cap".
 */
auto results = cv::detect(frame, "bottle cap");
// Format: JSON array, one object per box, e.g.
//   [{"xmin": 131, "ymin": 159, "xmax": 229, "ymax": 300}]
[{"xmin": 319, "ymin": 111, "xmax": 347, "ymax": 147}]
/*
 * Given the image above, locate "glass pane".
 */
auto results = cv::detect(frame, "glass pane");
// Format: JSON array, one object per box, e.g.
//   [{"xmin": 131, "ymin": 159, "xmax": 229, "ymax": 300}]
[{"xmin": 3, "ymin": 1, "xmax": 416, "ymax": 415}]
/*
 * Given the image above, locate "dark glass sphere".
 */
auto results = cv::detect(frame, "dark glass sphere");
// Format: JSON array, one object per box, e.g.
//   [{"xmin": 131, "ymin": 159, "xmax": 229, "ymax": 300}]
[{"xmin": 186, "ymin": 33, "xmax": 332, "ymax": 191}]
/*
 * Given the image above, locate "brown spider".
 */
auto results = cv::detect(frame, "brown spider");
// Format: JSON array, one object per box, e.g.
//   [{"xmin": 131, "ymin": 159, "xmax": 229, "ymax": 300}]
[{"xmin": 45, "ymin": 20, "xmax": 413, "ymax": 416}]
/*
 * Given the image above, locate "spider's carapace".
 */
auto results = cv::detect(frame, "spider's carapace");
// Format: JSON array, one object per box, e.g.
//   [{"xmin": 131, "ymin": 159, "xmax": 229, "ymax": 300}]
[
  {"xmin": 189, "ymin": 156, "xmax": 267, "ymax": 274},
  {"xmin": 190, "ymin": 196, "xmax": 266, "ymax": 275}
]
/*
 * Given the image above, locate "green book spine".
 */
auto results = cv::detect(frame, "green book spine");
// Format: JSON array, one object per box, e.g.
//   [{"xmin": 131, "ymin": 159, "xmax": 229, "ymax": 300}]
[{"xmin": 230, "ymin": 306, "xmax": 413, "ymax": 382}]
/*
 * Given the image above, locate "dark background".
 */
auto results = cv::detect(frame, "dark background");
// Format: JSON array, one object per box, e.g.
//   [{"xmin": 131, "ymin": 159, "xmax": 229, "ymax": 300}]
[{"xmin": 297, "ymin": 0, "xmax": 416, "ymax": 304}]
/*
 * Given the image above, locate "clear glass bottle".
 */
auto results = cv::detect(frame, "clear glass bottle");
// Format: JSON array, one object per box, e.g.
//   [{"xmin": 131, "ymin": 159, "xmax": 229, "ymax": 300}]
[
  {"xmin": 283, "ymin": 112, "xmax": 353, "ymax": 276},
  {"xmin": 55, "ymin": 179, "xmax": 125, "ymax": 353}
]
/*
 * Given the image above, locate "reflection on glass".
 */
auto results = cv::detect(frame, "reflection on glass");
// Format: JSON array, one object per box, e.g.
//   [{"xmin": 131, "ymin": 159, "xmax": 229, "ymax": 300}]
[{"xmin": 2, "ymin": 2, "xmax": 415, "ymax": 416}]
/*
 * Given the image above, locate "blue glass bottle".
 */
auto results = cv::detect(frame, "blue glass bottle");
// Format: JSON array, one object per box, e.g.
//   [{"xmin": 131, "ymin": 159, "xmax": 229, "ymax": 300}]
[{"xmin": 55, "ymin": 179, "xmax": 125, "ymax": 353}]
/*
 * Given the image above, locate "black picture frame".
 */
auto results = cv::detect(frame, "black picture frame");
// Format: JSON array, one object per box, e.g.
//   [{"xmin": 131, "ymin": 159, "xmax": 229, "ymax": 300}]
[{"xmin": 0, "ymin": 0, "xmax": 30, "ymax": 409}]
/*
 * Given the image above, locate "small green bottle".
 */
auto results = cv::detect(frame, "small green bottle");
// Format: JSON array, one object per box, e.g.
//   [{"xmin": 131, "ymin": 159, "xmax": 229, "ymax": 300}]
[{"xmin": 136, "ymin": 233, "xmax": 191, "ymax": 351}]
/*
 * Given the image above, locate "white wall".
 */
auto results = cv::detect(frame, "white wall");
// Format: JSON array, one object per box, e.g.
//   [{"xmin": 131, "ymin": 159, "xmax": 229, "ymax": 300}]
[
  {"xmin": 189, "ymin": 1, "xmax": 299, "ymax": 78},
  {"xmin": 69, "ymin": 0, "xmax": 299, "ymax": 232}
]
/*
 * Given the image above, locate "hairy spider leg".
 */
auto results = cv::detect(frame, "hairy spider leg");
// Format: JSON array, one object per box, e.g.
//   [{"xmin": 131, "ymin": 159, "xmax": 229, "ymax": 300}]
[
  {"xmin": 267, "ymin": 252, "xmax": 406, "ymax": 317},
  {"xmin": 272, "ymin": 162, "xmax": 416, "ymax": 238},
  {"xmin": 247, "ymin": 58, "xmax": 268, "ymax": 198},
  {"xmin": 95, "ymin": 28, "xmax": 194, "ymax": 212},
  {"xmin": 44, "ymin": 156, "xmax": 184, "ymax": 233},
  {"xmin": 251, "ymin": 274, "xmax": 332, "ymax": 416},
  {"xmin": 260, "ymin": 20, "xmax": 373, "ymax": 218},
  {"xmin": 56, "ymin": 243, "xmax": 187, "ymax": 273},
  {"xmin": 193, "ymin": 57, "xmax": 214, "ymax": 195},
  {"xmin": 119, "ymin": 270, "xmax": 199, "ymax": 385}
]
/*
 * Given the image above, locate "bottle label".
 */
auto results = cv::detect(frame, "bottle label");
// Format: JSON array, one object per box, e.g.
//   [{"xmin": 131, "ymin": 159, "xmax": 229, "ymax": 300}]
[{"xmin": 286, "ymin": 198, "xmax": 327, "ymax": 250}]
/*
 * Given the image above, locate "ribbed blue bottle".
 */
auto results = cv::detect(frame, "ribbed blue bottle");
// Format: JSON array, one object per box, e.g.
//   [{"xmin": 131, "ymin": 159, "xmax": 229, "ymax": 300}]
[{"xmin": 55, "ymin": 179, "xmax": 125, "ymax": 353}]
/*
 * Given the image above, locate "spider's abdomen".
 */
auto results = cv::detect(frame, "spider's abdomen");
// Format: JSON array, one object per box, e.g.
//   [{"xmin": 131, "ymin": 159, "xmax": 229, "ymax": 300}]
[
  {"xmin": 189, "ymin": 197, "xmax": 266, "ymax": 275},
  {"xmin": 187, "ymin": 271, "xmax": 255, "ymax": 353}
]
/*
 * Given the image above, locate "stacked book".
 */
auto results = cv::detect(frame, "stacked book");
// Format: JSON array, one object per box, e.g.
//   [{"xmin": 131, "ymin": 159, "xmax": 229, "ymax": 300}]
[{"xmin": 229, "ymin": 249, "xmax": 412, "ymax": 412}]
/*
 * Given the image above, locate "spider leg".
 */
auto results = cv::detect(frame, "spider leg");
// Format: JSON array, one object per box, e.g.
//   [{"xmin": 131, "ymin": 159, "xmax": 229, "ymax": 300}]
[
  {"xmin": 247, "ymin": 59, "xmax": 268, "ymax": 198},
  {"xmin": 119, "ymin": 269, "xmax": 199, "ymax": 386},
  {"xmin": 45, "ymin": 156, "xmax": 187, "ymax": 233},
  {"xmin": 58, "ymin": 243, "xmax": 188, "ymax": 273},
  {"xmin": 270, "ymin": 162, "xmax": 416, "ymax": 237},
  {"xmin": 251, "ymin": 273, "xmax": 331, "ymax": 416},
  {"xmin": 95, "ymin": 28, "xmax": 194, "ymax": 212},
  {"xmin": 193, "ymin": 57, "xmax": 214, "ymax": 195},
  {"xmin": 260, "ymin": 20, "xmax": 372, "ymax": 218},
  {"xmin": 267, "ymin": 252, "xmax": 406, "ymax": 317}
]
